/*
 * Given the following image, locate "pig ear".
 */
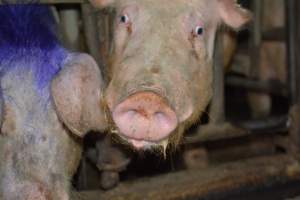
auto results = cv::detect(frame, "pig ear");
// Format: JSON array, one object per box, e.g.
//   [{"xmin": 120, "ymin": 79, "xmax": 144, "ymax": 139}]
[
  {"xmin": 51, "ymin": 53, "xmax": 108, "ymax": 137},
  {"xmin": 89, "ymin": 0, "xmax": 116, "ymax": 8},
  {"xmin": 217, "ymin": 0, "xmax": 252, "ymax": 29}
]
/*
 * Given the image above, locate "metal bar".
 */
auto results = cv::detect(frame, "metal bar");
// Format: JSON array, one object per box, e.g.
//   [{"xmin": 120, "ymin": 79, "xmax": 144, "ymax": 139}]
[
  {"xmin": 235, "ymin": 115, "xmax": 289, "ymax": 134},
  {"xmin": 185, "ymin": 116, "xmax": 291, "ymax": 144},
  {"xmin": 205, "ymin": 139, "xmax": 278, "ymax": 164},
  {"xmin": 246, "ymin": 0, "xmax": 263, "ymax": 118},
  {"xmin": 185, "ymin": 123, "xmax": 248, "ymax": 144},
  {"xmin": 286, "ymin": 0, "xmax": 298, "ymax": 105},
  {"xmin": 286, "ymin": 0, "xmax": 300, "ymax": 158},
  {"xmin": 250, "ymin": 0, "xmax": 262, "ymax": 77},
  {"xmin": 226, "ymin": 76, "xmax": 289, "ymax": 96},
  {"xmin": 59, "ymin": 6, "xmax": 81, "ymax": 51},
  {"xmin": 81, "ymin": 4, "xmax": 105, "ymax": 76},
  {"xmin": 73, "ymin": 155, "xmax": 300, "ymax": 200},
  {"xmin": 184, "ymin": 115, "xmax": 289, "ymax": 144},
  {"xmin": 262, "ymin": 27, "xmax": 285, "ymax": 42},
  {"xmin": 210, "ymin": 31, "xmax": 225, "ymax": 124}
]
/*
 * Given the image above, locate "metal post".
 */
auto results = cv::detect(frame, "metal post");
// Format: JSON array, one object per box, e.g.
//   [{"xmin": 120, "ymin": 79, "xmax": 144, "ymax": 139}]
[
  {"xmin": 81, "ymin": 4, "xmax": 104, "ymax": 71},
  {"xmin": 59, "ymin": 6, "xmax": 81, "ymax": 51},
  {"xmin": 286, "ymin": 0, "xmax": 299, "ymax": 105},
  {"xmin": 250, "ymin": 0, "xmax": 262, "ymax": 78},
  {"xmin": 287, "ymin": 0, "xmax": 300, "ymax": 158},
  {"xmin": 210, "ymin": 31, "xmax": 225, "ymax": 124}
]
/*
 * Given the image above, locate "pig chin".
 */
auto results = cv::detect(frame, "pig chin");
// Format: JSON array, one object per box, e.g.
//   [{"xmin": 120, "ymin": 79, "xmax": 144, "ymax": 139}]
[{"xmin": 109, "ymin": 92, "xmax": 180, "ymax": 149}]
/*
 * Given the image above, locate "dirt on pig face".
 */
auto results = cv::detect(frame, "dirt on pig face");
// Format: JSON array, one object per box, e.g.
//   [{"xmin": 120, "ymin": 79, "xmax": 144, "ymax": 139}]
[{"xmin": 100, "ymin": 0, "xmax": 250, "ymax": 150}]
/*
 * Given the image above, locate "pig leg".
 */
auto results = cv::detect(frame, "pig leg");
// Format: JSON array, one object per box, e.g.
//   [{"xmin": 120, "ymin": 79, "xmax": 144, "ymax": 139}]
[{"xmin": 86, "ymin": 136, "xmax": 131, "ymax": 190}]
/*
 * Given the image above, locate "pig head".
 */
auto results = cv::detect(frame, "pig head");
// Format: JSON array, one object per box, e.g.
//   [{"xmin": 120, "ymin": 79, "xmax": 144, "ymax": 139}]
[{"xmin": 90, "ymin": 0, "xmax": 251, "ymax": 150}]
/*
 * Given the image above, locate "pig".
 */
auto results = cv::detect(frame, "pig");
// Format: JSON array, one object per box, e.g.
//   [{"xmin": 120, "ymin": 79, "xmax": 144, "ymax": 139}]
[
  {"xmin": 90, "ymin": 0, "xmax": 251, "ymax": 150},
  {"xmin": 0, "ymin": 4, "xmax": 106, "ymax": 200}
]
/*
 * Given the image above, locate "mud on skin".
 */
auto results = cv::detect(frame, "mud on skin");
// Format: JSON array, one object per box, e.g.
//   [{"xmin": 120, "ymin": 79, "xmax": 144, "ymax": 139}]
[
  {"xmin": 90, "ymin": 0, "xmax": 251, "ymax": 150},
  {"xmin": 0, "ymin": 4, "xmax": 107, "ymax": 200}
]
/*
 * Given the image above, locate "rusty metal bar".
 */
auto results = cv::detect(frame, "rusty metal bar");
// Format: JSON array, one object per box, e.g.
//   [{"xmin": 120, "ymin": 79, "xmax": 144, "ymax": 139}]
[{"xmin": 73, "ymin": 155, "xmax": 300, "ymax": 200}]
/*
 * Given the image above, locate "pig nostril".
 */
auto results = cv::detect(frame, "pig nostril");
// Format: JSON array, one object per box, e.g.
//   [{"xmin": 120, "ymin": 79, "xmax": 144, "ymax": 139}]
[
  {"xmin": 126, "ymin": 109, "xmax": 137, "ymax": 117},
  {"xmin": 154, "ymin": 112, "xmax": 174, "ymax": 129},
  {"xmin": 125, "ymin": 108, "xmax": 150, "ymax": 119},
  {"xmin": 154, "ymin": 112, "xmax": 165, "ymax": 119}
]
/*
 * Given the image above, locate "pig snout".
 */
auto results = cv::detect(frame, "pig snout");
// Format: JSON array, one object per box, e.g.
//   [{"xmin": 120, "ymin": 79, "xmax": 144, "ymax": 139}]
[{"xmin": 112, "ymin": 92, "xmax": 178, "ymax": 145}]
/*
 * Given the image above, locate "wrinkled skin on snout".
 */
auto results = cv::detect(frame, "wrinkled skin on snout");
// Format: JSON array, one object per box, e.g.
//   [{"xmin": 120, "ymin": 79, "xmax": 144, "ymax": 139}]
[{"xmin": 90, "ymin": 0, "xmax": 251, "ymax": 149}]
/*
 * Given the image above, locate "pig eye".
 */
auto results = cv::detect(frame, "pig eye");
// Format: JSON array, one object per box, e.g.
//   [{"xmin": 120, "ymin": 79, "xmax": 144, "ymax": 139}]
[
  {"xmin": 194, "ymin": 26, "xmax": 204, "ymax": 36},
  {"xmin": 120, "ymin": 14, "xmax": 130, "ymax": 24}
]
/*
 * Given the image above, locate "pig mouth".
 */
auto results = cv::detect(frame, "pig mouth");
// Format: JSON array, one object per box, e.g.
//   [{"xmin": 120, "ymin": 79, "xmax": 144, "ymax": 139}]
[
  {"xmin": 110, "ymin": 92, "xmax": 179, "ymax": 149},
  {"xmin": 124, "ymin": 138, "xmax": 158, "ymax": 149}
]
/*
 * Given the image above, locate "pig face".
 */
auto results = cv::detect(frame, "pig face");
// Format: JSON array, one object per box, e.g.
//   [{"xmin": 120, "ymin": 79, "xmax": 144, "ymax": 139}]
[{"xmin": 91, "ymin": 0, "xmax": 251, "ymax": 150}]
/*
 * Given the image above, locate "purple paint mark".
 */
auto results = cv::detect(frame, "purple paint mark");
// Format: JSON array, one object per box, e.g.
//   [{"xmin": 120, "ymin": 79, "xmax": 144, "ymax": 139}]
[{"xmin": 0, "ymin": 3, "xmax": 67, "ymax": 95}]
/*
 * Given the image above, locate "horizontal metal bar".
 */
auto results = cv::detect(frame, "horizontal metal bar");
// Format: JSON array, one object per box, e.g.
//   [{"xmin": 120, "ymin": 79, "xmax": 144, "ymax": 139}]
[
  {"xmin": 262, "ymin": 27, "xmax": 285, "ymax": 41},
  {"xmin": 235, "ymin": 115, "xmax": 290, "ymax": 134},
  {"xmin": 184, "ymin": 116, "xmax": 289, "ymax": 144},
  {"xmin": 226, "ymin": 76, "xmax": 289, "ymax": 96},
  {"xmin": 73, "ymin": 155, "xmax": 300, "ymax": 200},
  {"xmin": 185, "ymin": 123, "xmax": 249, "ymax": 144}
]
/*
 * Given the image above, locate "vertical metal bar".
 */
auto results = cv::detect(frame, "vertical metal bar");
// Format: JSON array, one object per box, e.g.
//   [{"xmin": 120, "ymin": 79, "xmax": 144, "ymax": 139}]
[
  {"xmin": 59, "ymin": 6, "xmax": 81, "ymax": 51},
  {"xmin": 210, "ymin": 31, "xmax": 225, "ymax": 124},
  {"xmin": 246, "ymin": 0, "xmax": 263, "ymax": 119},
  {"xmin": 287, "ymin": 0, "xmax": 300, "ymax": 158},
  {"xmin": 286, "ymin": 0, "xmax": 298, "ymax": 105},
  {"xmin": 250, "ymin": 0, "xmax": 263, "ymax": 77},
  {"xmin": 81, "ymin": 4, "xmax": 106, "ymax": 81}
]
